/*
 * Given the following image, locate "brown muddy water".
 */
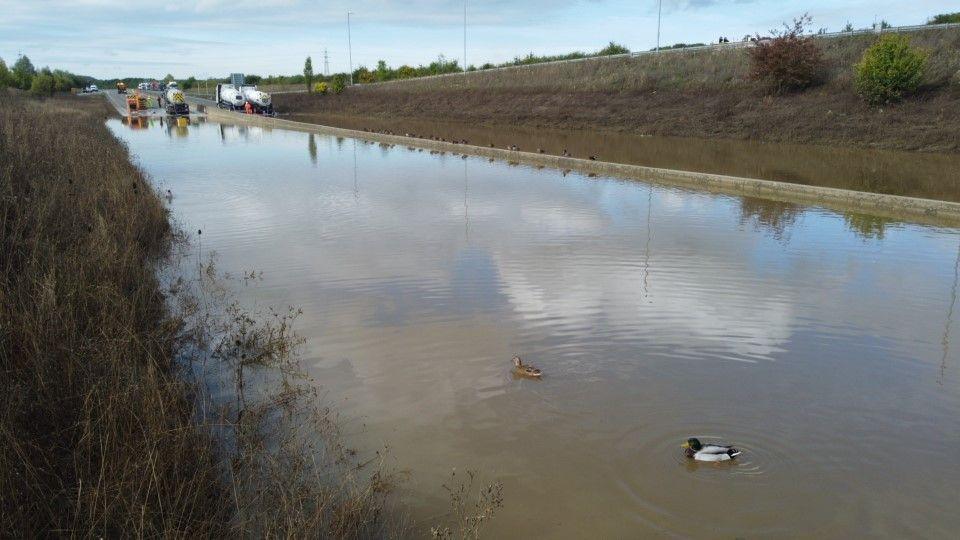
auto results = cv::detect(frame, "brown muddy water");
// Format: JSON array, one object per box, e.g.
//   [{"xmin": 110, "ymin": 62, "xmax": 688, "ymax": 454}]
[
  {"xmin": 290, "ymin": 113, "xmax": 960, "ymax": 203},
  {"xmin": 110, "ymin": 118, "xmax": 960, "ymax": 538}
]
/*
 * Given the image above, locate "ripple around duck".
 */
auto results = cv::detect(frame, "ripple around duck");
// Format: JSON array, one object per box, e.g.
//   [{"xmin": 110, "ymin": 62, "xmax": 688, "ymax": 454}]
[{"xmin": 627, "ymin": 422, "xmax": 799, "ymax": 485}]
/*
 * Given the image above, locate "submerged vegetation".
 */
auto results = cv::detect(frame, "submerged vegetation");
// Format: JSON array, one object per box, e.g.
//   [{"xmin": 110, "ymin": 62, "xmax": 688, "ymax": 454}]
[{"xmin": 0, "ymin": 92, "xmax": 501, "ymax": 537}]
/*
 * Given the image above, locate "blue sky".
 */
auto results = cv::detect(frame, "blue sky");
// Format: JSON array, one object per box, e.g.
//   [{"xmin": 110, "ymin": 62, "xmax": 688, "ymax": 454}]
[{"xmin": 1, "ymin": 0, "xmax": 956, "ymax": 79}]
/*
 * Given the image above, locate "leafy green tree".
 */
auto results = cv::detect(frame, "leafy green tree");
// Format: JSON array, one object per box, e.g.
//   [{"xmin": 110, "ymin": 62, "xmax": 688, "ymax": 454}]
[
  {"xmin": 354, "ymin": 66, "xmax": 375, "ymax": 84},
  {"xmin": 396, "ymin": 65, "xmax": 416, "ymax": 79},
  {"xmin": 51, "ymin": 70, "xmax": 75, "ymax": 92},
  {"xmin": 29, "ymin": 72, "xmax": 55, "ymax": 96},
  {"xmin": 928, "ymin": 12, "xmax": 960, "ymax": 24},
  {"xmin": 331, "ymin": 74, "xmax": 346, "ymax": 94},
  {"xmin": 375, "ymin": 60, "xmax": 389, "ymax": 81},
  {"xmin": 0, "ymin": 58, "xmax": 12, "ymax": 88},
  {"xmin": 163, "ymin": 73, "xmax": 175, "ymax": 82},
  {"xmin": 303, "ymin": 56, "xmax": 314, "ymax": 91},
  {"xmin": 855, "ymin": 34, "xmax": 928, "ymax": 104},
  {"xmin": 598, "ymin": 41, "xmax": 630, "ymax": 55},
  {"xmin": 12, "ymin": 55, "xmax": 36, "ymax": 89}
]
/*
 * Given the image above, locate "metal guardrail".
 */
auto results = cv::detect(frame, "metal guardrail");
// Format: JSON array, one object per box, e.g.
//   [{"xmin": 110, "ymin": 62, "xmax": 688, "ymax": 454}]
[{"xmin": 348, "ymin": 21, "xmax": 960, "ymax": 90}]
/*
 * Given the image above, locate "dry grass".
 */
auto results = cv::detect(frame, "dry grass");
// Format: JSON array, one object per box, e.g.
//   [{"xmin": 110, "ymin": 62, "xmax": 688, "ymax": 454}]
[
  {"xmin": 277, "ymin": 27, "xmax": 960, "ymax": 153},
  {"xmin": 0, "ymin": 91, "xmax": 397, "ymax": 537}
]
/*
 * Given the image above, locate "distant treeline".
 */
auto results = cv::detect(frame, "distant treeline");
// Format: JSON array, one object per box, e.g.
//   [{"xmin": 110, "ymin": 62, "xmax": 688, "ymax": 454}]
[
  {"xmin": 0, "ymin": 55, "xmax": 94, "ymax": 96},
  {"xmin": 204, "ymin": 42, "xmax": 631, "ymax": 89},
  {"xmin": 928, "ymin": 12, "xmax": 960, "ymax": 24}
]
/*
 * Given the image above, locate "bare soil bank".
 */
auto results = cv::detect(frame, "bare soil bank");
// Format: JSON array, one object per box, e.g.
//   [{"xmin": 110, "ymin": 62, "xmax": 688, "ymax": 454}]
[{"xmin": 277, "ymin": 28, "xmax": 960, "ymax": 153}]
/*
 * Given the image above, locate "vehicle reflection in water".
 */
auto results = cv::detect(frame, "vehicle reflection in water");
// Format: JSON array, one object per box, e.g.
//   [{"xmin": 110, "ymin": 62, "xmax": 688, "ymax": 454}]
[
  {"xmin": 217, "ymin": 123, "xmax": 268, "ymax": 143},
  {"xmin": 107, "ymin": 118, "xmax": 960, "ymax": 539},
  {"xmin": 123, "ymin": 115, "xmax": 150, "ymax": 130},
  {"xmin": 296, "ymin": 113, "xmax": 960, "ymax": 202},
  {"xmin": 122, "ymin": 115, "xmax": 208, "ymax": 139}
]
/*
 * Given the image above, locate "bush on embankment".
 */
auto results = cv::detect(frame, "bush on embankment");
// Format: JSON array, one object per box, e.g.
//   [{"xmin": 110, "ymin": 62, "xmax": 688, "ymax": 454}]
[
  {"xmin": 275, "ymin": 26, "xmax": 960, "ymax": 153},
  {"xmin": 855, "ymin": 34, "xmax": 929, "ymax": 104},
  {"xmin": 748, "ymin": 14, "xmax": 825, "ymax": 93}
]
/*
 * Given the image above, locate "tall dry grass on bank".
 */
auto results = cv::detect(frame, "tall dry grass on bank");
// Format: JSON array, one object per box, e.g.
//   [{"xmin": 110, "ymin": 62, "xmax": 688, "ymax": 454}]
[
  {"xmin": 0, "ymin": 92, "xmax": 397, "ymax": 537},
  {"xmin": 0, "ymin": 92, "xmax": 223, "ymax": 536}
]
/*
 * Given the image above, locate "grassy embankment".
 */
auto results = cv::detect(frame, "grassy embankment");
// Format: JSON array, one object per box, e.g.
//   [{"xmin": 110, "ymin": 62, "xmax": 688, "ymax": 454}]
[
  {"xmin": 277, "ymin": 27, "xmax": 960, "ymax": 153},
  {"xmin": 0, "ymin": 92, "xmax": 427, "ymax": 537}
]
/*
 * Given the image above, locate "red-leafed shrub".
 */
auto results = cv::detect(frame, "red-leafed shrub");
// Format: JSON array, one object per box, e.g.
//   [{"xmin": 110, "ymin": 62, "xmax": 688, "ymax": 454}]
[{"xmin": 749, "ymin": 14, "xmax": 825, "ymax": 93}]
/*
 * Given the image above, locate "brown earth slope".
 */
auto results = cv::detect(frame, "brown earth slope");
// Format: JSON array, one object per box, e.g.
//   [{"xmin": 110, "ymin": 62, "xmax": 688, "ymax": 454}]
[{"xmin": 276, "ymin": 28, "xmax": 960, "ymax": 153}]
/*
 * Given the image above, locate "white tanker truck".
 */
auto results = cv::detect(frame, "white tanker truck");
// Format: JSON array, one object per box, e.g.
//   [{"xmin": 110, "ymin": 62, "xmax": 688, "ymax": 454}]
[
  {"xmin": 164, "ymin": 82, "xmax": 190, "ymax": 116},
  {"xmin": 240, "ymin": 85, "xmax": 273, "ymax": 115},
  {"xmin": 215, "ymin": 83, "xmax": 245, "ymax": 110}
]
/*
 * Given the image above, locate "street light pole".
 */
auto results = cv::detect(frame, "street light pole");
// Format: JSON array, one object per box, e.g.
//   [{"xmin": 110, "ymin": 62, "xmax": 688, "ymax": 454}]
[
  {"xmin": 656, "ymin": 0, "xmax": 662, "ymax": 52},
  {"xmin": 463, "ymin": 0, "xmax": 467, "ymax": 73},
  {"xmin": 347, "ymin": 11, "xmax": 354, "ymax": 85}
]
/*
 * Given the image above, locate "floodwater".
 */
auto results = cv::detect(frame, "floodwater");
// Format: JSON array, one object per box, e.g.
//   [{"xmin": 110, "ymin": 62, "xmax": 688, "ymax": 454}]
[
  {"xmin": 290, "ymin": 112, "xmax": 960, "ymax": 203},
  {"xmin": 110, "ymin": 117, "xmax": 960, "ymax": 538}
]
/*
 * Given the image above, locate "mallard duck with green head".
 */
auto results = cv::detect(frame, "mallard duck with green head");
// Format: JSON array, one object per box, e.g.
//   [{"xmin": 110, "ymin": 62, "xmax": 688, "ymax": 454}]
[{"xmin": 681, "ymin": 438, "xmax": 741, "ymax": 462}]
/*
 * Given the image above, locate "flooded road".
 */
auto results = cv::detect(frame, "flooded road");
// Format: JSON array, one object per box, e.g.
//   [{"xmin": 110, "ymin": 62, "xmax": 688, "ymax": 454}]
[
  {"xmin": 291, "ymin": 113, "xmax": 960, "ymax": 203},
  {"xmin": 110, "ymin": 118, "xmax": 960, "ymax": 538}
]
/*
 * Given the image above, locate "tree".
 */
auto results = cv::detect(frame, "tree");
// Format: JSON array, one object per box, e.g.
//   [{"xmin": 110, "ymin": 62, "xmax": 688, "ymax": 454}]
[
  {"xmin": 29, "ymin": 72, "xmax": 55, "ymax": 96},
  {"xmin": 844, "ymin": 21, "xmax": 854, "ymax": 32},
  {"xmin": 163, "ymin": 73, "xmax": 175, "ymax": 82},
  {"xmin": 12, "ymin": 55, "xmax": 36, "ymax": 89},
  {"xmin": 928, "ymin": 12, "xmax": 960, "ymax": 24},
  {"xmin": 598, "ymin": 42, "xmax": 629, "ymax": 55},
  {"xmin": 354, "ymin": 66, "xmax": 374, "ymax": 84},
  {"xmin": 0, "ymin": 58, "xmax": 12, "ymax": 88},
  {"xmin": 375, "ymin": 60, "xmax": 389, "ymax": 81},
  {"xmin": 51, "ymin": 69, "xmax": 75, "ymax": 92},
  {"xmin": 331, "ymin": 74, "xmax": 346, "ymax": 94},
  {"xmin": 303, "ymin": 56, "xmax": 314, "ymax": 92}
]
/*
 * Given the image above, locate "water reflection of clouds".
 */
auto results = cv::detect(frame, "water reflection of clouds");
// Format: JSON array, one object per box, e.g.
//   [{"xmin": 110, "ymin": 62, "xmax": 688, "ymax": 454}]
[
  {"xmin": 111, "ymin": 120, "xmax": 960, "ymax": 373},
  {"xmin": 110, "ymin": 120, "xmax": 960, "ymax": 538}
]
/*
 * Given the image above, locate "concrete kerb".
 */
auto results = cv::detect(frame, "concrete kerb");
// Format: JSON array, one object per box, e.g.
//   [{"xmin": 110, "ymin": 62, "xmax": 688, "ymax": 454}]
[{"xmin": 189, "ymin": 97, "xmax": 960, "ymax": 227}]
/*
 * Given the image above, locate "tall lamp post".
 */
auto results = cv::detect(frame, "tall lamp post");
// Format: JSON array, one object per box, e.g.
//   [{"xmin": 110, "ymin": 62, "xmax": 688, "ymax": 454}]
[
  {"xmin": 656, "ymin": 0, "xmax": 662, "ymax": 52},
  {"xmin": 347, "ymin": 11, "xmax": 354, "ymax": 85},
  {"xmin": 463, "ymin": 0, "xmax": 468, "ymax": 72}
]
